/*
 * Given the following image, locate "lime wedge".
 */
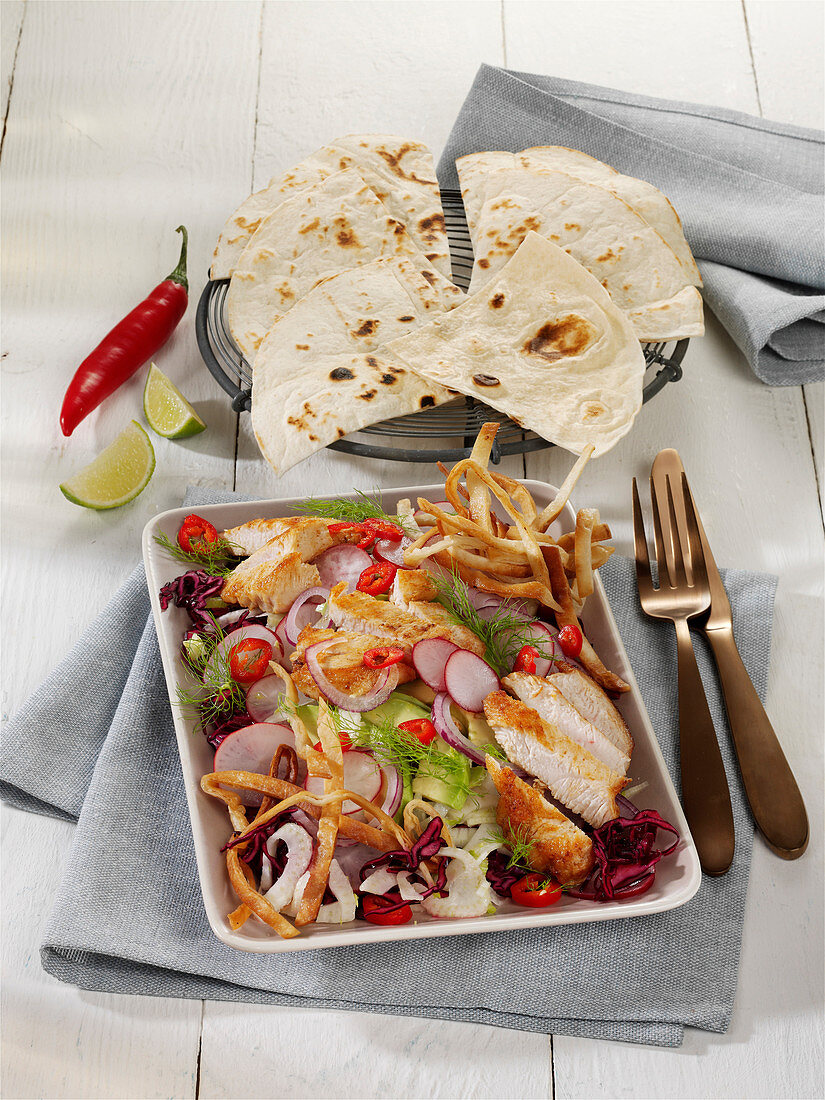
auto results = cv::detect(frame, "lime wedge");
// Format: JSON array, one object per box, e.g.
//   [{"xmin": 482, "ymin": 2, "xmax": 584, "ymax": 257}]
[
  {"xmin": 143, "ymin": 363, "xmax": 206, "ymax": 438},
  {"xmin": 60, "ymin": 421, "xmax": 155, "ymax": 510}
]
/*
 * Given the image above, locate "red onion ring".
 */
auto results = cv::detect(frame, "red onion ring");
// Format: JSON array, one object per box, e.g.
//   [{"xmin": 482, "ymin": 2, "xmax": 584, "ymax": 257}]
[
  {"xmin": 314, "ymin": 544, "xmax": 372, "ymax": 591},
  {"xmin": 283, "ymin": 587, "xmax": 330, "ymax": 645},
  {"xmin": 303, "ymin": 638, "xmax": 399, "ymax": 711},
  {"xmin": 430, "ymin": 692, "xmax": 487, "ymax": 766}
]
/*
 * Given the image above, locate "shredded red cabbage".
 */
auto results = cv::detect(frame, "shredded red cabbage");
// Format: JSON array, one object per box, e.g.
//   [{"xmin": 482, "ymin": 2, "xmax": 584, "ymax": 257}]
[
  {"xmin": 486, "ymin": 849, "xmax": 528, "ymax": 898},
  {"xmin": 221, "ymin": 811, "xmax": 294, "ymax": 873},
  {"xmin": 566, "ymin": 806, "xmax": 679, "ymax": 902},
  {"xmin": 358, "ymin": 816, "xmax": 448, "ymax": 911},
  {"xmin": 159, "ymin": 570, "xmax": 225, "ymax": 627},
  {"xmin": 207, "ymin": 711, "xmax": 252, "ymax": 749}
]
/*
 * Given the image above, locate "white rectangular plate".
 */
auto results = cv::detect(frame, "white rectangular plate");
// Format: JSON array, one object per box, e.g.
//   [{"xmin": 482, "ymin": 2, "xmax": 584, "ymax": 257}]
[{"xmin": 143, "ymin": 482, "xmax": 701, "ymax": 953}]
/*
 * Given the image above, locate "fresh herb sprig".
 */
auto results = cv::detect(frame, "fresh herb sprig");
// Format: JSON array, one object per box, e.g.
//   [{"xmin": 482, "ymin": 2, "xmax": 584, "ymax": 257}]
[
  {"xmin": 176, "ymin": 621, "xmax": 247, "ymax": 732},
  {"xmin": 428, "ymin": 568, "xmax": 565, "ymax": 677},
  {"xmin": 295, "ymin": 488, "xmax": 411, "ymax": 532},
  {"xmin": 505, "ymin": 825, "xmax": 539, "ymax": 871},
  {"xmin": 154, "ymin": 531, "xmax": 240, "ymax": 579}
]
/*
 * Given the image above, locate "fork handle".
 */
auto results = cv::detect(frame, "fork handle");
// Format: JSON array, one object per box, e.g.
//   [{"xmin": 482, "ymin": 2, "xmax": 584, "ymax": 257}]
[
  {"xmin": 674, "ymin": 618, "xmax": 735, "ymax": 875},
  {"xmin": 705, "ymin": 626, "xmax": 808, "ymax": 858}
]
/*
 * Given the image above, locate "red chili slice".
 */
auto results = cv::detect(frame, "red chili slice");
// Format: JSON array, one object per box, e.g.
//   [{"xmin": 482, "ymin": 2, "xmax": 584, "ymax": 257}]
[
  {"xmin": 513, "ymin": 645, "xmax": 540, "ymax": 674},
  {"xmin": 328, "ymin": 521, "xmax": 364, "ymax": 537},
  {"xmin": 178, "ymin": 513, "xmax": 218, "ymax": 553},
  {"xmin": 228, "ymin": 638, "xmax": 273, "ymax": 684},
  {"xmin": 363, "ymin": 645, "xmax": 405, "ymax": 670},
  {"xmin": 398, "ymin": 718, "xmax": 438, "ymax": 746},
  {"xmin": 557, "ymin": 624, "xmax": 584, "ymax": 659},
  {"xmin": 362, "ymin": 518, "xmax": 403, "ymax": 542},
  {"xmin": 356, "ymin": 560, "xmax": 397, "ymax": 595}
]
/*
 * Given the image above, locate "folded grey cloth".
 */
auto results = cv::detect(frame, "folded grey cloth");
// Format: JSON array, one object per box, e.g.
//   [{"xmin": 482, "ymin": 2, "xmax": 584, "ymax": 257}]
[
  {"xmin": 0, "ymin": 488, "xmax": 777, "ymax": 1047},
  {"xmin": 437, "ymin": 64, "xmax": 825, "ymax": 385}
]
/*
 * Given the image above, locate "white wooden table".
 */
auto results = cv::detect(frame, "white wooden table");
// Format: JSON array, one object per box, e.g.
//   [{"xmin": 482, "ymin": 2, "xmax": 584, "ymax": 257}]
[{"xmin": 2, "ymin": 2, "xmax": 822, "ymax": 1097}]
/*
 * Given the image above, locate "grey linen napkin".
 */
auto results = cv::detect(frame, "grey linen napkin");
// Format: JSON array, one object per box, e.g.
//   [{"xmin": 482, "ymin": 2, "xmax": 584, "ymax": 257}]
[
  {"xmin": 437, "ymin": 64, "xmax": 825, "ymax": 385},
  {"xmin": 0, "ymin": 488, "xmax": 777, "ymax": 1047}
]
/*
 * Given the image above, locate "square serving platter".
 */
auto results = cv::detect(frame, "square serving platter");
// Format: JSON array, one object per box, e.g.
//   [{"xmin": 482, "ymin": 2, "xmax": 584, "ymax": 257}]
[{"xmin": 143, "ymin": 482, "xmax": 701, "ymax": 954}]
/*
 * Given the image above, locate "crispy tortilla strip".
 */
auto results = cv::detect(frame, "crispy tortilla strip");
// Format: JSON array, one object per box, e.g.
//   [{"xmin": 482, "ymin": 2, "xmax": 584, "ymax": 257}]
[
  {"xmin": 297, "ymin": 702, "xmax": 343, "ymax": 926},
  {"xmin": 265, "ymin": 661, "xmax": 332, "ymax": 778},
  {"xmin": 536, "ymin": 444, "xmax": 595, "ymax": 531},
  {"xmin": 574, "ymin": 508, "xmax": 599, "ymax": 600},
  {"xmin": 226, "ymin": 847, "xmax": 299, "ymax": 938},
  {"xmin": 557, "ymin": 523, "xmax": 611, "ymax": 552},
  {"xmin": 228, "ymin": 859, "xmax": 256, "ymax": 930}
]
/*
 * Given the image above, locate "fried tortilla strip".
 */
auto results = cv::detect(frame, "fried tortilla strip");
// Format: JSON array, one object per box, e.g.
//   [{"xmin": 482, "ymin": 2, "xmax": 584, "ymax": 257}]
[
  {"xmin": 265, "ymin": 661, "xmax": 332, "ymax": 779},
  {"xmin": 296, "ymin": 701, "xmax": 342, "ymax": 926},
  {"xmin": 574, "ymin": 508, "xmax": 599, "ymax": 600},
  {"xmin": 557, "ymin": 523, "xmax": 611, "ymax": 552},
  {"xmin": 226, "ymin": 846, "xmax": 300, "ymax": 938},
  {"xmin": 536, "ymin": 444, "xmax": 595, "ymax": 531},
  {"xmin": 228, "ymin": 859, "xmax": 256, "ymax": 930}
]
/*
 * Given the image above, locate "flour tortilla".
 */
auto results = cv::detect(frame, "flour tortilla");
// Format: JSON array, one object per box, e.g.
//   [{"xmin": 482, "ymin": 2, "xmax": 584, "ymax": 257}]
[
  {"xmin": 384, "ymin": 232, "xmax": 646, "ymax": 457},
  {"xmin": 226, "ymin": 169, "xmax": 447, "ymax": 363},
  {"xmin": 456, "ymin": 148, "xmax": 700, "ymax": 286},
  {"xmin": 251, "ymin": 256, "xmax": 462, "ymax": 474},
  {"xmin": 463, "ymin": 168, "xmax": 703, "ymax": 341},
  {"xmin": 212, "ymin": 134, "xmax": 450, "ymax": 279}
]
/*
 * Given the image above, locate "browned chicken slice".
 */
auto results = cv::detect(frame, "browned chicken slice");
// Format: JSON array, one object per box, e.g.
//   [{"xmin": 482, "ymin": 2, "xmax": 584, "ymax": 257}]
[
  {"xmin": 222, "ymin": 519, "xmax": 335, "ymax": 610},
  {"xmin": 222, "ymin": 516, "xmax": 307, "ymax": 556},
  {"xmin": 327, "ymin": 582, "xmax": 485, "ymax": 657},
  {"xmin": 291, "ymin": 626, "xmax": 417, "ymax": 701},
  {"xmin": 548, "ymin": 668, "xmax": 633, "ymax": 758},
  {"xmin": 483, "ymin": 691, "xmax": 627, "ymax": 827},
  {"xmin": 487, "ymin": 756, "xmax": 594, "ymax": 886},
  {"xmin": 391, "ymin": 569, "xmax": 439, "ymax": 607}
]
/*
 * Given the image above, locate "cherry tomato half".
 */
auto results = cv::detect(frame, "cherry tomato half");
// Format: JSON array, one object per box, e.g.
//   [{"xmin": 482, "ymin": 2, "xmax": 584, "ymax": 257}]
[
  {"xmin": 510, "ymin": 874, "xmax": 563, "ymax": 908},
  {"xmin": 513, "ymin": 645, "xmax": 540, "ymax": 674},
  {"xmin": 312, "ymin": 732, "xmax": 353, "ymax": 753},
  {"xmin": 356, "ymin": 560, "xmax": 397, "ymax": 596},
  {"xmin": 178, "ymin": 513, "xmax": 218, "ymax": 553},
  {"xmin": 398, "ymin": 718, "xmax": 438, "ymax": 746},
  {"xmin": 363, "ymin": 645, "xmax": 405, "ymax": 669},
  {"xmin": 557, "ymin": 624, "xmax": 584, "ymax": 659},
  {"xmin": 361, "ymin": 895, "xmax": 413, "ymax": 925},
  {"xmin": 228, "ymin": 638, "xmax": 273, "ymax": 684}
]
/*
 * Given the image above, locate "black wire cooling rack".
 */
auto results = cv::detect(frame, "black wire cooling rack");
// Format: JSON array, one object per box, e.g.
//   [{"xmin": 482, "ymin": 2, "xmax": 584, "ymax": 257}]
[{"xmin": 196, "ymin": 189, "xmax": 688, "ymax": 464}]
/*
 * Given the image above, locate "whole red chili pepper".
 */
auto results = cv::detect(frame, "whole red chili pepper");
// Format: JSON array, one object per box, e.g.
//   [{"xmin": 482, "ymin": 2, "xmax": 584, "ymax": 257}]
[{"xmin": 59, "ymin": 226, "xmax": 189, "ymax": 436}]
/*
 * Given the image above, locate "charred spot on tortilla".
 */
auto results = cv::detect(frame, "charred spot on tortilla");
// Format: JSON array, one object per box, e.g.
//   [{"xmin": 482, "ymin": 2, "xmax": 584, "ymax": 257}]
[
  {"xmin": 473, "ymin": 374, "xmax": 501, "ymax": 387},
  {"xmin": 565, "ymin": 223, "xmax": 581, "ymax": 232},
  {"xmin": 582, "ymin": 401, "xmax": 607, "ymax": 421},
  {"xmin": 375, "ymin": 143, "xmax": 433, "ymax": 186},
  {"xmin": 353, "ymin": 319, "xmax": 379, "ymax": 337},
  {"xmin": 490, "ymin": 293, "xmax": 505, "ymax": 309},
  {"xmin": 365, "ymin": 355, "xmax": 380, "ymax": 368},
  {"xmin": 329, "ymin": 367, "xmax": 355, "ymax": 381},
  {"xmin": 421, "ymin": 270, "xmax": 438, "ymax": 286},
  {"xmin": 420, "ymin": 395, "xmax": 436, "ymax": 408},
  {"xmin": 478, "ymin": 258, "xmax": 490, "ymax": 269},
  {"xmin": 336, "ymin": 427, "xmax": 346, "ymax": 438},
  {"xmin": 380, "ymin": 373, "xmax": 397, "ymax": 385},
  {"xmin": 418, "ymin": 213, "xmax": 446, "ymax": 243},
  {"xmin": 299, "ymin": 217, "xmax": 321, "ymax": 235},
  {"xmin": 358, "ymin": 389, "xmax": 377, "ymax": 401},
  {"xmin": 398, "ymin": 315, "xmax": 415, "ymax": 323},
  {"xmin": 523, "ymin": 316, "xmax": 598, "ymax": 362},
  {"xmin": 596, "ymin": 249, "xmax": 616, "ymax": 263}
]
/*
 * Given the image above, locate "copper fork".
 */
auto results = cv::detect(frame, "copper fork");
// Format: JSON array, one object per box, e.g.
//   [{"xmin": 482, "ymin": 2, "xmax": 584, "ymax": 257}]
[{"xmin": 632, "ymin": 472, "xmax": 735, "ymax": 876}]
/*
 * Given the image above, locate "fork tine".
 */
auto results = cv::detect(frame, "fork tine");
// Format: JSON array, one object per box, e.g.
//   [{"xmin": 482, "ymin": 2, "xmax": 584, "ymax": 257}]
[
  {"xmin": 681, "ymin": 472, "xmax": 709, "ymax": 587},
  {"xmin": 650, "ymin": 473, "xmax": 672, "ymax": 588},
  {"xmin": 665, "ymin": 474, "xmax": 688, "ymax": 587},
  {"xmin": 631, "ymin": 478, "xmax": 654, "ymax": 594}
]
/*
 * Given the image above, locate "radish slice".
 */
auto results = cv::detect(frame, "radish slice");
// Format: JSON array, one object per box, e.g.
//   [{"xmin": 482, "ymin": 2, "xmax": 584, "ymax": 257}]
[
  {"xmin": 246, "ymin": 674, "xmax": 288, "ymax": 723},
  {"xmin": 333, "ymin": 842, "xmax": 375, "ymax": 886},
  {"xmin": 517, "ymin": 622, "xmax": 558, "ymax": 676},
  {"xmin": 303, "ymin": 638, "xmax": 399, "ymax": 711},
  {"xmin": 213, "ymin": 722, "xmax": 295, "ymax": 806},
  {"xmin": 306, "ymin": 750, "xmax": 382, "ymax": 814},
  {"xmin": 412, "ymin": 638, "xmax": 459, "ymax": 693},
  {"xmin": 444, "ymin": 650, "xmax": 500, "ymax": 714},
  {"xmin": 203, "ymin": 625, "xmax": 280, "ymax": 684},
  {"xmin": 283, "ymin": 586, "xmax": 330, "ymax": 645},
  {"xmin": 314, "ymin": 544, "xmax": 372, "ymax": 591},
  {"xmin": 431, "ymin": 692, "xmax": 486, "ymax": 766},
  {"xmin": 378, "ymin": 763, "xmax": 403, "ymax": 818},
  {"xmin": 374, "ymin": 537, "xmax": 413, "ymax": 568}
]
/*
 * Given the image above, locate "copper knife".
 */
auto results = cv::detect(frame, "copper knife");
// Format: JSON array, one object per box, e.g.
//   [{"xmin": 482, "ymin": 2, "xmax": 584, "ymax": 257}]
[{"xmin": 651, "ymin": 449, "xmax": 808, "ymax": 858}]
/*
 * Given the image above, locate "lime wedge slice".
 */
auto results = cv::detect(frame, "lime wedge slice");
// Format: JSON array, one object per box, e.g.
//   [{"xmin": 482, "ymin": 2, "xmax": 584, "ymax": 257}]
[
  {"xmin": 60, "ymin": 421, "xmax": 155, "ymax": 510},
  {"xmin": 143, "ymin": 363, "xmax": 206, "ymax": 438}
]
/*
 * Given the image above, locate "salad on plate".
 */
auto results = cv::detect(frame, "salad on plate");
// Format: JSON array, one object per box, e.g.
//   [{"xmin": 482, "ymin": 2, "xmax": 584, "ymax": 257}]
[{"xmin": 157, "ymin": 424, "xmax": 678, "ymax": 940}]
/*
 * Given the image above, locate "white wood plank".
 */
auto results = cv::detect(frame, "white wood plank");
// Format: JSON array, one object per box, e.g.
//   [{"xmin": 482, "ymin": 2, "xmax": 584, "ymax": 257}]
[
  {"xmin": 0, "ymin": 808, "xmax": 202, "ymax": 1100},
  {"xmin": 1, "ymin": 2, "xmax": 261, "ymax": 1096},
  {"xmin": 744, "ymin": 0, "xmax": 824, "ymax": 128},
  {"xmin": 199, "ymin": 1004, "xmax": 551, "ymax": 1100},
  {"xmin": 0, "ymin": 0, "xmax": 24, "ymax": 125},
  {"xmin": 805, "ymin": 383, "xmax": 824, "ymax": 514}
]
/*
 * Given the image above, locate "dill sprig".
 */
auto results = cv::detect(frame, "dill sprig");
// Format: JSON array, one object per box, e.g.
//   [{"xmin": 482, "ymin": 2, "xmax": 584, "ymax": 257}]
[
  {"xmin": 295, "ymin": 488, "xmax": 411, "ymax": 532},
  {"xmin": 427, "ymin": 569, "xmax": 565, "ymax": 677},
  {"xmin": 505, "ymin": 825, "xmax": 539, "ymax": 871},
  {"xmin": 176, "ymin": 622, "xmax": 247, "ymax": 732},
  {"xmin": 154, "ymin": 531, "xmax": 240, "ymax": 580}
]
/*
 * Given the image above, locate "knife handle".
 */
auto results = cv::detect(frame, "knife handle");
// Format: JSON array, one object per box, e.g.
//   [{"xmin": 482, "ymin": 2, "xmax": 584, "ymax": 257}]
[
  {"xmin": 705, "ymin": 627, "xmax": 809, "ymax": 858},
  {"xmin": 674, "ymin": 618, "xmax": 735, "ymax": 876}
]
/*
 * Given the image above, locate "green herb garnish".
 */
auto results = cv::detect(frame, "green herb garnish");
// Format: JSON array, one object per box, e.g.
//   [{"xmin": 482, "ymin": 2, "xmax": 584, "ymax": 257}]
[
  {"xmin": 176, "ymin": 618, "xmax": 247, "ymax": 732},
  {"xmin": 154, "ymin": 531, "xmax": 240, "ymax": 579},
  {"xmin": 505, "ymin": 825, "xmax": 538, "ymax": 872},
  {"xmin": 295, "ymin": 488, "xmax": 411, "ymax": 532},
  {"xmin": 345, "ymin": 715, "xmax": 474, "ymax": 801}
]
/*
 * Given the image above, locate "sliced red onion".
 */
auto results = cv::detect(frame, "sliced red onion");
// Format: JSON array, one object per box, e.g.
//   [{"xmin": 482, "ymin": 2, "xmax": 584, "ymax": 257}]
[
  {"xmin": 303, "ymin": 638, "xmax": 399, "ymax": 711},
  {"xmin": 213, "ymin": 722, "xmax": 295, "ymax": 806},
  {"xmin": 283, "ymin": 586, "xmax": 330, "ymax": 645},
  {"xmin": 443, "ymin": 650, "xmax": 500, "ymax": 714},
  {"xmin": 431, "ymin": 692, "xmax": 487, "ymax": 766},
  {"xmin": 412, "ymin": 637, "xmax": 459, "ymax": 693},
  {"xmin": 306, "ymin": 750, "xmax": 383, "ymax": 814},
  {"xmin": 272, "ymin": 616, "xmax": 291, "ymax": 666},
  {"xmin": 314, "ymin": 544, "xmax": 372, "ymax": 591},
  {"xmin": 246, "ymin": 674, "xmax": 289, "ymax": 723},
  {"xmin": 203, "ymin": 624, "xmax": 281, "ymax": 683},
  {"xmin": 374, "ymin": 537, "xmax": 413, "ymax": 568}
]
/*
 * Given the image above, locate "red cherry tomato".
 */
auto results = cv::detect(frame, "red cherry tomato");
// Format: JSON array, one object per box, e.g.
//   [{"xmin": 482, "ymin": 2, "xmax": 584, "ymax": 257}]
[
  {"xmin": 228, "ymin": 638, "xmax": 273, "ymax": 684},
  {"xmin": 363, "ymin": 645, "xmax": 405, "ymax": 669},
  {"xmin": 361, "ymin": 895, "xmax": 413, "ymax": 925},
  {"xmin": 312, "ymin": 732, "xmax": 354, "ymax": 753},
  {"xmin": 557, "ymin": 624, "xmax": 583, "ymax": 659},
  {"xmin": 178, "ymin": 513, "xmax": 218, "ymax": 553},
  {"xmin": 510, "ymin": 874, "xmax": 563, "ymax": 908},
  {"xmin": 513, "ymin": 645, "xmax": 540, "ymax": 674},
  {"xmin": 398, "ymin": 718, "xmax": 438, "ymax": 746},
  {"xmin": 356, "ymin": 560, "xmax": 397, "ymax": 595}
]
